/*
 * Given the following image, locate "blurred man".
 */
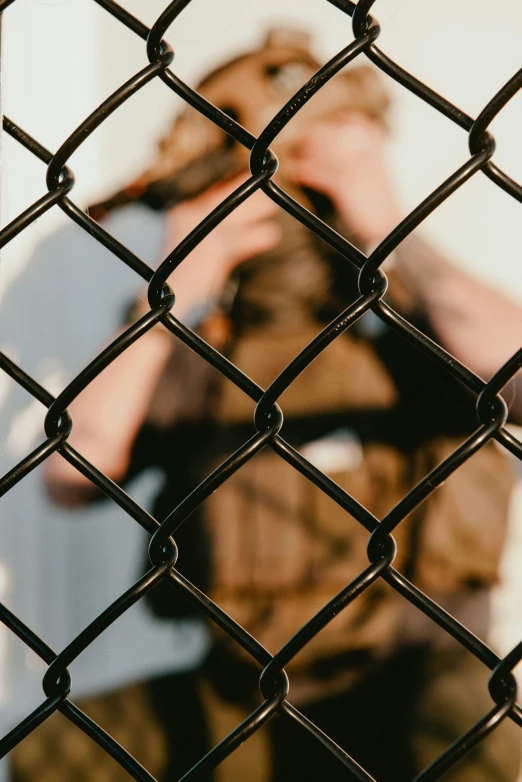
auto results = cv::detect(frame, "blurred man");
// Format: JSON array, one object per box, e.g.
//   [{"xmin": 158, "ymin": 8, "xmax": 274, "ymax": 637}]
[{"xmin": 37, "ymin": 28, "xmax": 522, "ymax": 782}]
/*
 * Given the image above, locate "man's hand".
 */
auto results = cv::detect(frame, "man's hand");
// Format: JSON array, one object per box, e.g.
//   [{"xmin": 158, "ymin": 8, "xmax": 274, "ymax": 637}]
[
  {"xmin": 287, "ymin": 112, "xmax": 401, "ymax": 247},
  {"xmin": 164, "ymin": 174, "xmax": 282, "ymax": 319}
]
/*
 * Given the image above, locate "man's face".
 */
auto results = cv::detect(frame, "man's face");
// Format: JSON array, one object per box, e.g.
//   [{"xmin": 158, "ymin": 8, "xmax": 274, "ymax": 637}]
[
  {"xmin": 199, "ymin": 42, "xmax": 387, "ymax": 170},
  {"xmin": 147, "ymin": 31, "xmax": 388, "ymax": 198}
]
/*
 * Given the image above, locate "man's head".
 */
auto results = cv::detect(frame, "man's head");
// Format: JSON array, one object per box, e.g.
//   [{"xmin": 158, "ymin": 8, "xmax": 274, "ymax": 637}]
[
  {"xmin": 146, "ymin": 27, "xmax": 390, "ymax": 192},
  {"xmin": 89, "ymin": 28, "xmax": 389, "ymax": 220}
]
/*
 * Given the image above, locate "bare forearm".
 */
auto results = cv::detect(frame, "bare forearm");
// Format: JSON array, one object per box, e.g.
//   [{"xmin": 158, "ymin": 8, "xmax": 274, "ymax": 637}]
[
  {"xmin": 394, "ymin": 235, "xmax": 522, "ymax": 419},
  {"xmin": 45, "ymin": 177, "xmax": 281, "ymax": 506},
  {"xmin": 45, "ymin": 328, "xmax": 173, "ymax": 503},
  {"xmin": 287, "ymin": 113, "xmax": 522, "ymax": 420}
]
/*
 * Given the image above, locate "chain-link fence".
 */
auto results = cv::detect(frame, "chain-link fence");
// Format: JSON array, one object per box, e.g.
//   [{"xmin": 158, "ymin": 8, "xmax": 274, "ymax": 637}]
[{"xmin": 1, "ymin": 0, "xmax": 522, "ymax": 779}]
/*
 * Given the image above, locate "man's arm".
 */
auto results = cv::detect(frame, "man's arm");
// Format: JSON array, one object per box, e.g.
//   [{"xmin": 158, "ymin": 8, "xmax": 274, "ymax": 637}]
[
  {"xmin": 288, "ymin": 112, "xmax": 522, "ymax": 420},
  {"xmin": 393, "ymin": 233, "xmax": 522, "ymax": 413},
  {"xmin": 45, "ymin": 175, "xmax": 281, "ymax": 505}
]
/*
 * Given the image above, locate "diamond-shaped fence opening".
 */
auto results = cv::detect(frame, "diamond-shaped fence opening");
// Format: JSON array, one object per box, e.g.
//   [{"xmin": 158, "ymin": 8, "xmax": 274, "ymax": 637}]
[{"xmin": 1, "ymin": 1, "xmax": 522, "ymax": 780}]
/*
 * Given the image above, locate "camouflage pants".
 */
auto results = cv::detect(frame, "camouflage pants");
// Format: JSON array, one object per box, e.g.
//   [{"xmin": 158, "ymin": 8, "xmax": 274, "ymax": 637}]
[{"xmin": 11, "ymin": 643, "xmax": 521, "ymax": 781}]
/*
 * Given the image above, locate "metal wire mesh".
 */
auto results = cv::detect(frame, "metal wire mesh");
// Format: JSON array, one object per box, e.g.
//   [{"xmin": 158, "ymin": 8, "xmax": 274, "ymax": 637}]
[{"xmin": 1, "ymin": 1, "xmax": 522, "ymax": 779}]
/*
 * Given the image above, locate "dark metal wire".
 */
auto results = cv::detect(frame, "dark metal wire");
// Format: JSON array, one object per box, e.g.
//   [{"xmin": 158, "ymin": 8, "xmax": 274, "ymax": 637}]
[{"xmin": 1, "ymin": 0, "xmax": 522, "ymax": 778}]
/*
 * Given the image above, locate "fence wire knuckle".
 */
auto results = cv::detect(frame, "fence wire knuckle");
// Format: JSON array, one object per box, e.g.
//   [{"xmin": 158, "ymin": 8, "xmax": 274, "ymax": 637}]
[{"xmin": 1, "ymin": 0, "xmax": 522, "ymax": 779}]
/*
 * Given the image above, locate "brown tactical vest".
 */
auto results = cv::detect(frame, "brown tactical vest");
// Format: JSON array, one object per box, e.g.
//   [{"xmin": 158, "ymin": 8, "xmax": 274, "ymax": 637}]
[{"xmin": 146, "ymin": 223, "xmax": 513, "ymax": 692}]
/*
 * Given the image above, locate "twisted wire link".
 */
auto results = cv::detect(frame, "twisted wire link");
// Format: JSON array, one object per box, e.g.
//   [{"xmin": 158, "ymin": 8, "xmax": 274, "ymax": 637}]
[{"xmin": 1, "ymin": 0, "xmax": 522, "ymax": 779}]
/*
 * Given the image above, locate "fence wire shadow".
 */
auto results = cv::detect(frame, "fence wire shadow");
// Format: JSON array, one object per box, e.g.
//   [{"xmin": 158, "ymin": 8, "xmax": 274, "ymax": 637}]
[{"xmin": 1, "ymin": 0, "xmax": 522, "ymax": 780}]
